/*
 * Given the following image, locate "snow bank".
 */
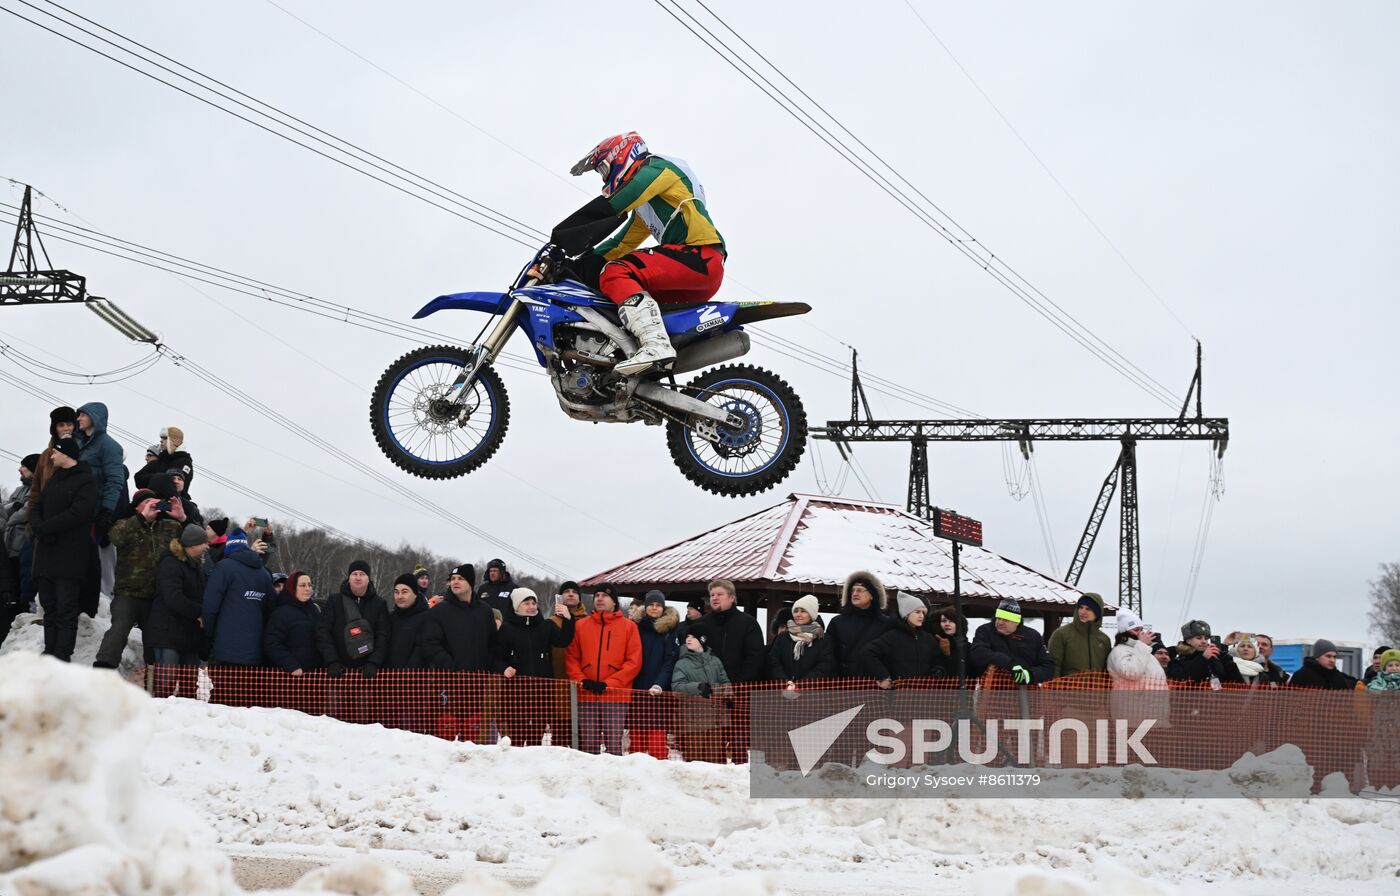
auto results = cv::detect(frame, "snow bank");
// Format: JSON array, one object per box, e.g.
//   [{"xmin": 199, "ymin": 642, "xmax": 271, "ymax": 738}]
[
  {"xmin": 145, "ymin": 696, "xmax": 1400, "ymax": 890},
  {"xmin": 0, "ymin": 652, "xmax": 241, "ymax": 895},
  {"xmin": 1, "ymin": 596, "xmax": 145, "ymax": 676},
  {"xmin": 0, "ymin": 654, "xmax": 781, "ymax": 895}
]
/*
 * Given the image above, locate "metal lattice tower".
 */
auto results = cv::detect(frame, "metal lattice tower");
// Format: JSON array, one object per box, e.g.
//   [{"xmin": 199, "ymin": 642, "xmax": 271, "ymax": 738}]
[
  {"xmin": 2, "ymin": 185, "xmax": 87, "ymax": 306},
  {"xmin": 814, "ymin": 345, "xmax": 1227, "ymax": 616}
]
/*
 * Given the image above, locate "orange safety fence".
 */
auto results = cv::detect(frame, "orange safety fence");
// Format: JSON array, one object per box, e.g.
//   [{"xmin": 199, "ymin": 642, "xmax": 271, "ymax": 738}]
[{"xmin": 131, "ymin": 664, "xmax": 1400, "ymax": 790}]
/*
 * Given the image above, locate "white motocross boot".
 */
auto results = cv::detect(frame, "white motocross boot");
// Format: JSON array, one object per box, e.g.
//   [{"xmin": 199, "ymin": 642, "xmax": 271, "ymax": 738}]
[{"xmin": 615, "ymin": 292, "xmax": 677, "ymax": 375}]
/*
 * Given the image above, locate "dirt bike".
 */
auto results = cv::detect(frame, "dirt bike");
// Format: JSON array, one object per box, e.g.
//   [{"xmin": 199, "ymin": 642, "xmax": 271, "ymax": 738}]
[{"xmin": 370, "ymin": 247, "xmax": 810, "ymax": 497}]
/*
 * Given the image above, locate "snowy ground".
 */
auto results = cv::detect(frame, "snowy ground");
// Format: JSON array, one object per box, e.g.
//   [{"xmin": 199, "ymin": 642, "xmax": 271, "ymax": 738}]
[{"xmin": 3, "ymin": 616, "xmax": 1400, "ymax": 895}]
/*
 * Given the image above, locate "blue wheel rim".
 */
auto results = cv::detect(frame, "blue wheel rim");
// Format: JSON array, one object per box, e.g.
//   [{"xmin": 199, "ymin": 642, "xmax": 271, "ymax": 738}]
[
  {"xmin": 381, "ymin": 355, "xmax": 499, "ymax": 466},
  {"xmin": 684, "ymin": 377, "xmax": 791, "ymax": 479}
]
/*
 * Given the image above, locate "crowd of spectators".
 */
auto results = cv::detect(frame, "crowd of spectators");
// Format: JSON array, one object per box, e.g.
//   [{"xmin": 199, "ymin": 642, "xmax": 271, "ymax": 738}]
[{"xmin": 3, "ymin": 404, "xmax": 1397, "ymax": 771}]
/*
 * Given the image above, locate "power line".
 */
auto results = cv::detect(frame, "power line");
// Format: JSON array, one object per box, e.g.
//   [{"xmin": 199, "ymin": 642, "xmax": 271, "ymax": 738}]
[
  {"xmin": 899, "ymin": 0, "xmax": 1198, "ymax": 341},
  {"xmin": 0, "ymin": 0, "xmax": 543, "ymax": 248},
  {"xmin": 1, "ymin": 2, "xmax": 1000, "ymax": 422},
  {"xmin": 0, "ymin": 369, "xmax": 362, "ymax": 540},
  {"xmin": 651, "ymin": 0, "xmax": 1182, "ymax": 409},
  {"xmin": 261, "ymin": 0, "xmax": 584, "ymax": 196}
]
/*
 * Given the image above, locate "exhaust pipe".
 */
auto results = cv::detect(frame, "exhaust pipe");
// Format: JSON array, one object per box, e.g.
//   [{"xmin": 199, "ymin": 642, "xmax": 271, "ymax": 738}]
[{"xmin": 670, "ymin": 331, "xmax": 751, "ymax": 376}]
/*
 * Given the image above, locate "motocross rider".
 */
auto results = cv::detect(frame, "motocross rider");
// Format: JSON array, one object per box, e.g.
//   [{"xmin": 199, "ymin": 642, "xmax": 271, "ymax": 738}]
[{"xmin": 537, "ymin": 132, "xmax": 726, "ymax": 376}]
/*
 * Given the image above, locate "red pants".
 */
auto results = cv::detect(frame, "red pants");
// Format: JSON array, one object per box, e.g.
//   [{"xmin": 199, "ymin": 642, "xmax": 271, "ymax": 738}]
[{"xmin": 599, "ymin": 245, "xmax": 725, "ymax": 305}]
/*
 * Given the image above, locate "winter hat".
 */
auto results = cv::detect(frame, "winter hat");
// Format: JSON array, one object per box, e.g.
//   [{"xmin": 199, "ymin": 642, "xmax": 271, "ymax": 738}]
[
  {"xmin": 208, "ymin": 517, "xmax": 229, "ymax": 537},
  {"xmin": 145, "ymin": 444, "xmax": 160, "ymax": 458},
  {"xmin": 487, "ymin": 558, "xmax": 506, "ymax": 574},
  {"xmin": 1076, "ymin": 593, "xmax": 1103, "ymax": 621},
  {"xmin": 1230, "ymin": 634, "xmax": 1258, "ymax": 657},
  {"xmin": 848, "ymin": 575, "xmax": 875, "ymax": 596},
  {"xmin": 1115, "ymin": 609, "xmax": 1147, "ymax": 633},
  {"xmin": 896, "ymin": 592, "xmax": 927, "ymax": 620},
  {"xmin": 560, "ymin": 580, "xmax": 580, "ymax": 593},
  {"xmin": 53, "ymin": 436, "xmax": 81, "ymax": 462},
  {"xmin": 510, "ymin": 587, "xmax": 538, "ymax": 613},
  {"xmin": 147, "ymin": 472, "xmax": 179, "ymax": 500},
  {"xmin": 687, "ymin": 596, "xmax": 706, "ymax": 613},
  {"xmin": 393, "ymin": 573, "xmax": 418, "ymax": 592},
  {"xmin": 995, "ymin": 597, "xmax": 1022, "ymax": 625},
  {"xmin": 179, "ymin": 523, "xmax": 208, "ymax": 548},
  {"xmin": 792, "ymin": 594, "xmax": 821, "ymax": 620},
  {"xmin": 412, "ymin": 563, "xmax": 428, "ymax": 577},
  {"xmin": 1311, "ymin": 638, "xmax": 1338, "ymax": 658},
  {"xmin": 20, "ymin": 453, "xmax": 40, "ymax": 473},
  {"xmin": 272, "ymin": 572, "xmax": 289, "ymax": 587},
  {"xmin": 162, "ymin": 426, "xmax": 185, "ymax": 450},
  {"xmin": 130, "ymin": 488, "xmax": 159, "ymax": 508},
  {"xmin": 224, "ymin": 528, "xmax": 251, "ymax": 554},
  {"xmin": 48, "ymin": 405, "xmax": 77, "ymax": 436},
  {"xmin": 449, "ymin": 563, "xmax": 476, "ymax": 583},
  {"xmin": 347, "ymin": 559, "xmax": 371, "ymax": 577},
  {"xmin": 644, "ymin": 589, "xmax": 666, "ymax": 607},
  {"xmin": 1378, "ymin": 649, "xmax": 1400, "ymax": 669},
  {"xmin": 685, "ymin": 630, "xmax": 708, "ymax": 649},
  {"xmin": 1181, "ymin": 620, "xmax": 1212, "ymax": 640},
  {"xmin": 593, "ymin": 583, "xmax": 618, "ymax": 610},
  {"xmin": 167, "ymin": 466, "xmax": 188, "ymax": 482}
]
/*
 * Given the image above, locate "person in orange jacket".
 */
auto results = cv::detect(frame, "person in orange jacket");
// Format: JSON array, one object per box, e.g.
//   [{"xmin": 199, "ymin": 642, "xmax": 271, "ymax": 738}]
[{"xmin": 566, "ymin": 583, "xmax": 643, "ymax": 754}]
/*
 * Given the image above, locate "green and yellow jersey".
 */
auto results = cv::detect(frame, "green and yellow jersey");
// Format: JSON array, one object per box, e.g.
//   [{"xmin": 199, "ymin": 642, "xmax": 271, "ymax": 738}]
[{"xmin": 593, "ymin": 155, "xmax": 725, "ymax": 260}]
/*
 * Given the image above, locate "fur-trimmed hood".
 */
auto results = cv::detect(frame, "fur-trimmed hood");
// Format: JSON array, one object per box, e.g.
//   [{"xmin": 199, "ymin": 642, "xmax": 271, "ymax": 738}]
[
  {"xmin": 629, "ymin": 604, "xmax": 679, "ymax": 635},
  {"xmin": 841, "ymin": 569, "xmax": 887, "ymax": 610}
]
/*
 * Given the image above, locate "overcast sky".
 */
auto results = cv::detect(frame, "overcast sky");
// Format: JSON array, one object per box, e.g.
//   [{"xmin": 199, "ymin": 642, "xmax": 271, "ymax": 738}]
[{"xmin": 3, "ymin": 0, "xmax": 1396, "ymax": 645}]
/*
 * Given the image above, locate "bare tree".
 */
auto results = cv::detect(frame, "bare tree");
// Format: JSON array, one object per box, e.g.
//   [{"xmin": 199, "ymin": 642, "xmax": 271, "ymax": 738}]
[{"xmin": 1369, "ymin": 562, "xmax": 1400, "ymax": 644}]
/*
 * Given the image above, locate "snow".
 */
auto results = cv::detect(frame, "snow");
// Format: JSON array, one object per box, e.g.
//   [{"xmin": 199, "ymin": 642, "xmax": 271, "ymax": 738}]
[
  {"xmin": 4, "ymin": 633, "xmax": 1400, "ymax": 894},
  {"xmin": 143, "ymin": 693, "xmax": 1399, "ymax": 890}
]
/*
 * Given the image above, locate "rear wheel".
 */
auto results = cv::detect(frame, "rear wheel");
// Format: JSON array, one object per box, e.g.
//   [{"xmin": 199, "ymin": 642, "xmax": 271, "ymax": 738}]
[
  {"xmin": 370, "ymin": 345, "xmax": 510, "ymax": 479},
  {"xmin": 666, "ymin": 363, "xmax": 806, "ymax": 497}
]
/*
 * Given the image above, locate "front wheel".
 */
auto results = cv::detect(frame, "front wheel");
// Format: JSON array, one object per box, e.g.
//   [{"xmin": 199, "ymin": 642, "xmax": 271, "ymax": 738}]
[
  {"xmin": 370, "ymin": 345, "xmax": 510, "ymax": 479},
  {"xmin": 666, "ymin": 363, "xmax": 807, "ymax": 497}
]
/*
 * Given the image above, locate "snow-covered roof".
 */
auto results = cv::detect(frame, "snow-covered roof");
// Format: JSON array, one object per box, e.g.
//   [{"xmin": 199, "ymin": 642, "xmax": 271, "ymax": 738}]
[{"xmin": 584, "ymin": 493, "xmax": 1096, "ymax": 612}]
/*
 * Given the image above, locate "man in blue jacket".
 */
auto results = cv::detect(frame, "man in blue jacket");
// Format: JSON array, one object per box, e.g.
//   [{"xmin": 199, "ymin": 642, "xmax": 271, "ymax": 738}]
[
  {"xmin": 75, "ymin": 402, "xmax": 126, "ymax": 608},
  {"xmin": 201, "ymin": 529, "xmax": 275, "ymax": 665}
]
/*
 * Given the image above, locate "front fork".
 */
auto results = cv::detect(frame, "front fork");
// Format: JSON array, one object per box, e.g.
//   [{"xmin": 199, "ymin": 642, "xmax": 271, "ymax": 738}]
[{"xmin": 443, "ymin": 291, "xmax": 528, "ymax": 412}]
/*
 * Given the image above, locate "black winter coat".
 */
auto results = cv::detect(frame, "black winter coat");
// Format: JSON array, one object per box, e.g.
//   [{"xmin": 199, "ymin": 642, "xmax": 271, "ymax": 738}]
[
  {"xmin": 29, "ymin": 462, "xmax": 97, "ymax": 579},
  {"xmin": 263, "ymin": 594, "xmax": 323, "ymax": 673},
  {"xmin": 692, "ymin": 606, "xmax": 766, "ymax": 683},
  {"xmin": 970, "ymin": 622, "xmax": 1056, "ymax": 684},
  {"xmin": 202, "ymin": 549, "xmax": 275, "ymax": 665},
  {"xmin": 766, "ymin": 630, "xmax": 837, "ymax": 682},
  {"xmin": 1166, "ymin": 644, "xmax": 1244, "ymax": 685},
  {"xmin": 134, "ymin": 449, "xmax": 194, "ymax": 491},
  {"xmin": 477, "ymin": 575, "xmax": 516, "ymax": 618},
  {"xmin": 314, "ymin": 581, "xmax": 392, "ymax": 669},
  {"xmin": 929, "ymin": 632, "xmax": 973, "ymax": 678},
  {"xmin": 827, "ymin": 604, "xmax": 893, "ymax": 677},
  {"xmin": 1287, "ymin": 657, "xmax": 1357, "ymax": 690},
  {"xmin": 419, "ymin": 595, "xmax": 497, "ymax": 672},
  {"xmin": 147, "ymin": 542, "xmax": 209, "ymax": 654},
  {"xmin": 496, "ymin": 610, "xmax": 573, "ymax": 678},
  {"xmin": 861, "ymin": 622, "xmax": 944, "ymax": 682},
  {"xmin": 386, "ymin": 596, "xmax": 432, "ymax": 668},
  {"xmin": 631, "ymin": 607, "xmax": 680, "ymax": 690}
]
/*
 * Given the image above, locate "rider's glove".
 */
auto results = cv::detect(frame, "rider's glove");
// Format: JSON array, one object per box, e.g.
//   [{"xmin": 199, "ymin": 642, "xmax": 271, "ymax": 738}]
[{"xmin": 1011, "ymin": 664, "xmax": 1031, "ymax": 685}]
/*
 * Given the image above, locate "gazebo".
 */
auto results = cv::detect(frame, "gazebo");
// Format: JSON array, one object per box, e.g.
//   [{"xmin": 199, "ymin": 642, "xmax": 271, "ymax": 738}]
[{"xmin": 582, "ymin": 493, "xmax": 1101, "ymax": 638}]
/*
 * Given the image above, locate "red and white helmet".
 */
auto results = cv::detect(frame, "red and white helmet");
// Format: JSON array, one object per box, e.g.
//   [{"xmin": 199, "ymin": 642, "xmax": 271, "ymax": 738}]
[{"xmin": 570, "ymin": 132, "xmax": 650, "ymax": 197}]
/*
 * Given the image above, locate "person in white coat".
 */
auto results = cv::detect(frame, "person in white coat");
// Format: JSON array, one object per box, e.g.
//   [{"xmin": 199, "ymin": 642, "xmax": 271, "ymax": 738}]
[{"xmin": 1106, "ymin": 609, "xmax": 1170, "ymax": 730}]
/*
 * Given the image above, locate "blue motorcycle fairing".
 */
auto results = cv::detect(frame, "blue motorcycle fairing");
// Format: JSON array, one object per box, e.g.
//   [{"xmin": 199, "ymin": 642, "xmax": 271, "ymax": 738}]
[
  {"xmin": 413, "ymin": 282, "xmax": 749, "ymax": 367},
  {"xmin": 413, "ymin": 290, "xmax": 510, "ymax": 319}
]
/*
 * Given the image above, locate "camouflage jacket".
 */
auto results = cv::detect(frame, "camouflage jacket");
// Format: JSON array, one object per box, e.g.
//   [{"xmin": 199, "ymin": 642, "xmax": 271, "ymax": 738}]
[{"xmin": 109, "ymin": 514, "xmax": 184, "ymax": 600}]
